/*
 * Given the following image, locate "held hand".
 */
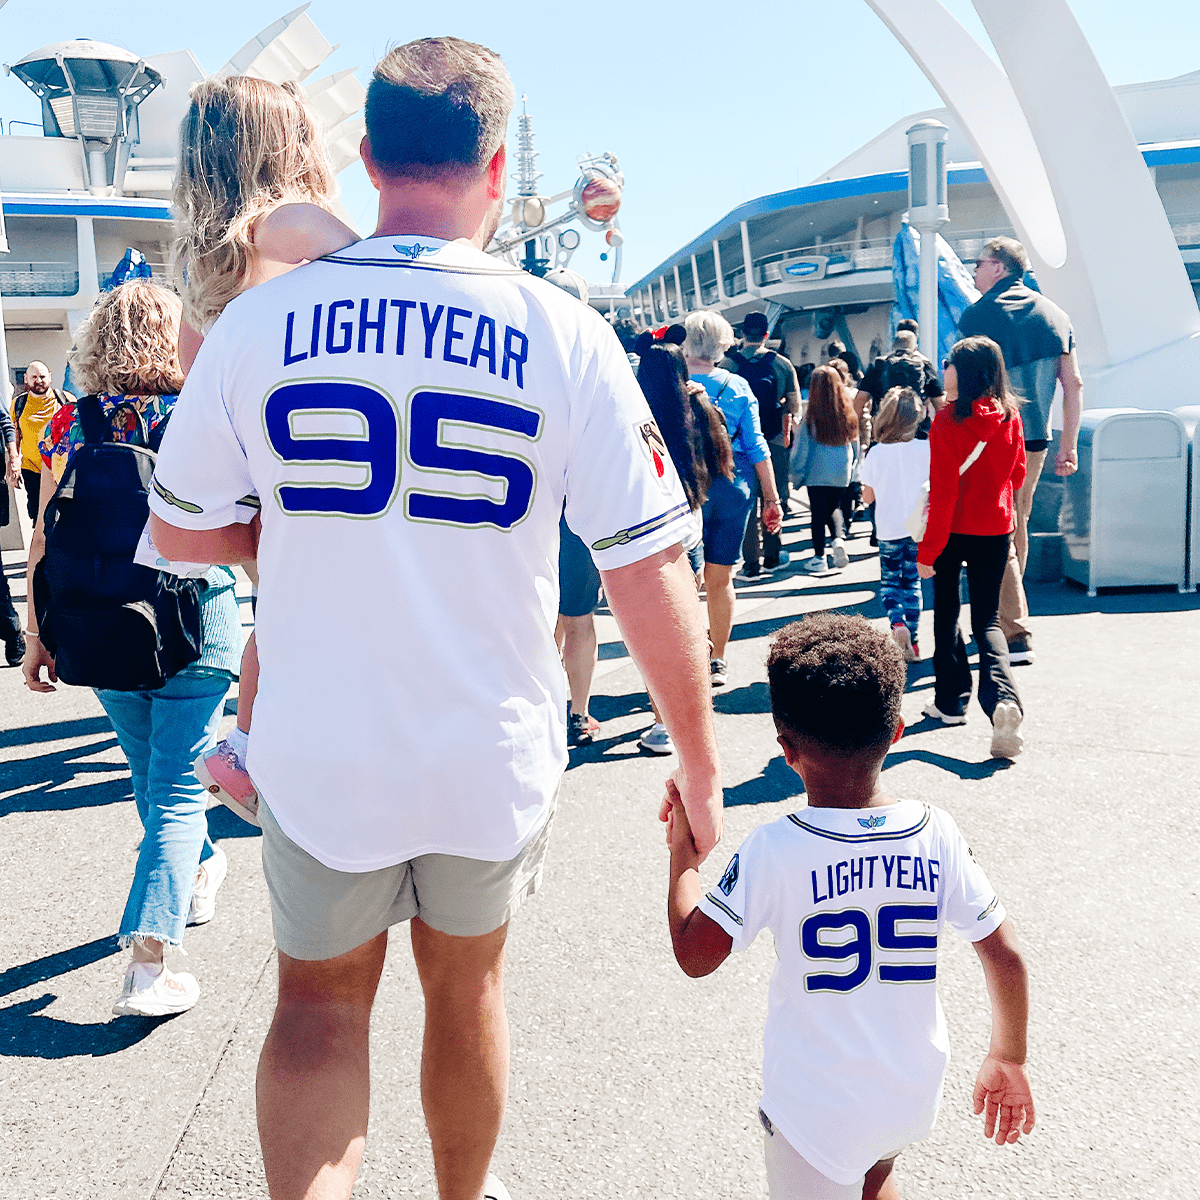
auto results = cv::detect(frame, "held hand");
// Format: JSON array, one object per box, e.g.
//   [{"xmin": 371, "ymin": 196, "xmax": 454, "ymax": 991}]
[
  {"xmin": 917, "ymin": 561, "xmax": 936, "ymax": 579},
  {"xmin": 667, "ymin": 765, "xmax": 722, "ymax": 863},
  {"xmin": 763, "ymin": 500, "xmax": 783, "ymax": 535},
  {"xmin": 662, "ymin": 779, "xmax": 702, "ymax": 868},
  {"xmin": 23, "ymin": 635, "xmax": 58, "ymax": 693},
  {"xmin": 684, "ymin": 380, "xmax": 707, "ymax": 399},
  {"xmin": 1054, "ymin": 448, "xmax": 1078, "ymax": 476},
  {"xmin": 973, "ymin": 1055, "xmax": 1036, "ymax": 1145}
]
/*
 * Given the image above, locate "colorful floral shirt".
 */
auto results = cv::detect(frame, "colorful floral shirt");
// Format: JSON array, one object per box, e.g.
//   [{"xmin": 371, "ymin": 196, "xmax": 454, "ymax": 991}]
[{"xmin": 40, "ymin": 393, "xmax": 176, "ymax": 483}]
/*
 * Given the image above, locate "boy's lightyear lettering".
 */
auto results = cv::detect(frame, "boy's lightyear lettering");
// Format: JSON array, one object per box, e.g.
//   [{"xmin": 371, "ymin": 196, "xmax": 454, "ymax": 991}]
[
  {"xmin": 811, "ymin": 854, "xmax": 941, "ymax": 903},
  {"xmin": 283, "ymin": 300, "xmax": 530, "ymax": 388}
]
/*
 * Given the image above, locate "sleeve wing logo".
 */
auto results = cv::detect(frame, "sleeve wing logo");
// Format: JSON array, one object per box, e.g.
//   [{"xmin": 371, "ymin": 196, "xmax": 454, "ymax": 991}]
[
  {"xmin": 152, "ymin": 476, "xmax": 204, "ymax": 515},
  {"xmin": 717, "ymin": 853, "xmax": 740, "ymax": 896}
]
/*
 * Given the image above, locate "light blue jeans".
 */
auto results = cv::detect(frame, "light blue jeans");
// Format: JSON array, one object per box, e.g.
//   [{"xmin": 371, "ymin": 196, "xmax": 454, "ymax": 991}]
[{"xmin": 96, "ymin": 667, "xmax": 232, "ymax": 949}]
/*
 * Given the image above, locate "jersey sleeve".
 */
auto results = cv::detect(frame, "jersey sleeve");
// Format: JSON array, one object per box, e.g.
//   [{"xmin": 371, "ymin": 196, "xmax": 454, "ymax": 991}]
[
  {"xmin": 698, "ymin": 826, "xmax": 775, "ymax": 952},
  {"xmin": 562, "ymin": 311, "xmax": 693, "ymax": 570},
  {"xmin": 148, "ymin": 333, "xmax": 258, "ymax": 530},
  {"xmin": 938, "ymin": 812, "xmax": 1006, "ymax": 942}
]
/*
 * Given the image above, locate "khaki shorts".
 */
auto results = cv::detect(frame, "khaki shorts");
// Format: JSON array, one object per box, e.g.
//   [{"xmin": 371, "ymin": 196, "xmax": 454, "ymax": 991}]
[{"xmin": 260, "ymin": 797, "xmax": 556, "ymax": 961}]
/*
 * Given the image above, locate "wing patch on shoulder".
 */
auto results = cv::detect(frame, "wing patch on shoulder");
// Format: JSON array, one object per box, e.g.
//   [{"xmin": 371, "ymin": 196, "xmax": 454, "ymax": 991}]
[{"xmin": 152, "ymin": 477, "xmax": 204, "ymax": 515}]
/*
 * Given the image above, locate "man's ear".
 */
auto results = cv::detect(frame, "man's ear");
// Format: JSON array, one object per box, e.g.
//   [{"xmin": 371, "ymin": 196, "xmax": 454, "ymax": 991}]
[
  {"xmin": 892, "ymin": 718, "xmax": 905, "ymax": 745},
  {"xmin": 360, "ymin": 136, "xmax": 382, "ymax": 190},
  {"xmin": 486, "ymin": 143, "xmax": 507, "ymax": 200}
]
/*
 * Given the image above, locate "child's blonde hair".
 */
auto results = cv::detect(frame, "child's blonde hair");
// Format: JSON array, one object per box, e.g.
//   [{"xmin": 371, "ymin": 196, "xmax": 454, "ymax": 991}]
[
  {"xmin": 872, "ymin": 386, "xmax": 922, "ymax": 444},
  {"xmin": 173, "ymin": 76, "xmax": 337, "ymax": 330}
]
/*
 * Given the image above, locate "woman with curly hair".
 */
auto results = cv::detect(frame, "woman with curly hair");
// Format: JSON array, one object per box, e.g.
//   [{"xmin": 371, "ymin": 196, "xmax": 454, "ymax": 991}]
[{"xmin": 23, "ymin": 281, "xmax": 244, "ymax": 1017}]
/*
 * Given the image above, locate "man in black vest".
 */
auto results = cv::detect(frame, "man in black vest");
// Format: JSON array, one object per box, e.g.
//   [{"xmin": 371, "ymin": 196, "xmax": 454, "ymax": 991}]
[{"xmin": 724, "ymin": 311, "xmax": 800, "ymax": 576}]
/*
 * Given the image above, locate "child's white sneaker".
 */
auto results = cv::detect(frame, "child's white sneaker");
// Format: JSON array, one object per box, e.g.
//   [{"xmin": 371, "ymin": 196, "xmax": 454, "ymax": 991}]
[
  {"xmin": 989, "ymin": 701, "xmax": 1024, "ymax": 759},
  {"xmin": 112, "ymin": 960, "xmax": 199, "ymax": 1017},
  {"xmin": 188, "ymin": 844, "xmax": 227, "ymax": 926},
  {"xmin": 891, "ymin": 623, "xmax": 918, "ymax": 663}
]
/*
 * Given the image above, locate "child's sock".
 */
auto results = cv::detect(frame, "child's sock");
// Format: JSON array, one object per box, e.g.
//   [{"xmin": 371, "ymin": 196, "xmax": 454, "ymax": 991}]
[{"xmin": 225, "ymin": 725, "xmax": 249, "ymax": 768}]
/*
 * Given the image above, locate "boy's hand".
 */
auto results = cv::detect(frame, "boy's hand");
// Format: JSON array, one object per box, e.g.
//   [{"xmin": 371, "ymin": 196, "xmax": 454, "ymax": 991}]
[
  {"xmin": 973, "ymin": 1055, "xmax": 1035, "ymax": 1145},
  {"xmin": 662, "ymin": 779, "xmax": 701, "ymax": 868}
]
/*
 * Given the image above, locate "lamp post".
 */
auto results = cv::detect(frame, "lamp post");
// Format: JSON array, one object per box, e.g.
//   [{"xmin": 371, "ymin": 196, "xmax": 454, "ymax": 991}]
[{"xmin": 906, "ymin": 119, "xmax": 949, "ymax": 364}]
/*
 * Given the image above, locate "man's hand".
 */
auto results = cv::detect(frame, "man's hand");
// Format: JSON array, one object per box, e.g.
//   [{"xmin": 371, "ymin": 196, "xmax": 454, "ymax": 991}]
[
  {"xmin": 917, "ymin": 561, "xmax": 936, "ymax": 579},
  {"xmin": 665, "ymin": 762, "xmax": 722, "ymax": 861},
  {"xmin": 1054, "ymin": 446, "xmax": 1078, "ymax": 476},
  {"xmin": 23, "ymin": 635, "xmax": 57, "ymax": 693},
  {"xmin": 973, "ymin": 1055, "xmax": 1035, "ymax": 1145},
  {"xmin": 662, "ymin": 779, "xmax": 702, "ymax": 868}
]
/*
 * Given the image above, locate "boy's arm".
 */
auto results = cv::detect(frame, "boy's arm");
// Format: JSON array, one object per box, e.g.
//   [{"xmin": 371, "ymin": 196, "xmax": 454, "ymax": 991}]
[
  {"xmin": 253, "ymin": 203, "xmax": 358, "ymax": 265},
  {"xmin": 971, "ymin": 919, "xmax": 1036, "ymax": 1145},
  {"xmin": 664, "ymin": 781, "xmax": 732, "ymax": 977}
]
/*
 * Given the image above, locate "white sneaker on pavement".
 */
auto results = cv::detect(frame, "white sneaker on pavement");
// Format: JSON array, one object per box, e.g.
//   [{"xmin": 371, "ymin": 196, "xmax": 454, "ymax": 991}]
[
  {"xmin": 830, "ymin": 538, "xmax": 849, "ymax": 568},
  {"xmin": 990, "ymin": 701, "xmax": 1024, "ymax": 759},
  {"xmin": 922, "ymin": 699, "xmax": 968, "ymax": 726},
  {"xmin": 187, "ymin": 844, "xmax": 227, "ymax": 927},
  {"xmin": 483, "ymin": 1174, "xmax": 513, "ymax": 1200},
  {"xmin": 112, "ymin": 960, "xmax": 200, "ymax": 1017},
  {"xmin": 638, "ymin": 722, "xmax": 675, "ymax": 755}
]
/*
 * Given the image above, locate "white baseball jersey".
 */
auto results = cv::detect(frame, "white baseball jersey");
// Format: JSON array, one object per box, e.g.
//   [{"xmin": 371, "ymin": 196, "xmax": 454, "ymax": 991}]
[
  {"xmin": 699, "ymin": 800, "xmax": 1005, "ymax": 1185},
  {"xmin": 150, "ymin": 236, "xmax": 691, "ymax": 871}
]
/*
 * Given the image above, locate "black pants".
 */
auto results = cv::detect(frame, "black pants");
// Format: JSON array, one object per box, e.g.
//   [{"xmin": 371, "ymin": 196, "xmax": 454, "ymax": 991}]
[
  {"xmin": 21, "ymin": 468, "xmax": 40, "ymax": 523},
  {"xmin": 840, "ymin": 481, "xmax": 860, "ymax": 533},
  {"xmin": 932, "ymin": 532, "xmax": 1021, "ymax": 720},
  {"xmin": 0, "ymin": 563, "xmax": 21, "ymax": 651},
  {"xmin": 742, "ymin": 442, "xmax": 789, "ymax": 567},
  {"xmin": 806, "ymin": 486, "xmax": 845, "ymax": 557}
]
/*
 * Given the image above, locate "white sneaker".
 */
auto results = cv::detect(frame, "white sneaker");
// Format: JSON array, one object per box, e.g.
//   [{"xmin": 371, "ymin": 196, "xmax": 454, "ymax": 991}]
[
  {"xmin": 112, "ymin": 960, "xmax": 200, "ymax": 1017},
  {"xmin": 802, "ymin": 554, "xmax": 830, "ymax": 574},
  {"xmin": 483, "ymin": 1175, "xmax": 512, "ymax": 1200},
  {"xmin": 922, "ymin": 699, "xmax": 968, "ymax": 726},
  {"xmin": 891, "ymin": 623, "xmax": 918, "ymax": 663},
  {"xmin": 187, "ymin": 844, "xmax": 227, "ymax": 927},
  {"xmin": 830, "ymin": 538, "xmax": 849, "ymax": 568},
  {"xmin": 638, "ymin": 723, "xmax": 675, "ymax": 755},
  {"xmin": 990, "ymin": 701, "xmax": 1024, "ymax": 759}
]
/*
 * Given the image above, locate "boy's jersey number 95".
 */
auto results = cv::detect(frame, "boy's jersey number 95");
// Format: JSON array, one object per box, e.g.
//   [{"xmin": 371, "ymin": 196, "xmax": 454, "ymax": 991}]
[
  {"xmin": 801, "ymin": 904, "xmax": 938, "ymax": 992},
  {"xmin": 263, "ymin": 380, "xmax": 542, "ymax": 528}
]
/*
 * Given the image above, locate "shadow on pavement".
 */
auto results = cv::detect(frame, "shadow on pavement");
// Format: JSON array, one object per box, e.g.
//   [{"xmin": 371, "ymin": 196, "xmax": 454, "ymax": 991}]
[
  {"xmin": 1029, "ymin": 579, "xmax": 1200, "ymax": 617},
  {"xmin": 714, "ymin": 680, "xmax": 770, "ymax": 716},
  {"xmin": 0, "ymin": 748, "xmax": 129, "ymax": 817},
  {"xmin": 0, "ymin": 714, "xmax": 113, "ymax": 751},
  {"xmin": 885, "ymin": 746, "xmax": 1014, "ymax": 780},
  {"xmin": 0, "ymin": 992, "xmax": 166, "ymax": 1058},
  {"xmin": 0, "ymin": 935, "xmax": 121, "ymax": 999},
  {"xmin": 724, "ymin": 756, "xmax": 803, "ymax": 808}
]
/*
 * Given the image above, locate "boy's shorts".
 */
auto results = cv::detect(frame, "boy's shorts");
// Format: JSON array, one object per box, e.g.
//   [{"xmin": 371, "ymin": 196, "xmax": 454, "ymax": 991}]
[
  {"xmin": 260, "ymin": 796, "xmax": 556, "ymax": 961},
  {"xmin": 760, "ymin": 1110, "xmax": 901, "ymax": 1200}
]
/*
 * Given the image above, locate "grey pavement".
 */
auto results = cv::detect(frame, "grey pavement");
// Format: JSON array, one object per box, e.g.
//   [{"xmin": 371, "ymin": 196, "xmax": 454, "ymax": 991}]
[{"xmin": 2, "ymin": 504, "xmax": 1199, "ymax": 1200}]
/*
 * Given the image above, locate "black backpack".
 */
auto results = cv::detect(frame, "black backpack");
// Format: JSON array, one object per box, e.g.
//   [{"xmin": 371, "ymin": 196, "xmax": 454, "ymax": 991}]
[
  {"xmin": 33, "ymin": 395, "xmax": 203, "ymax": 691},
  {"xmin": 726, "ymin": 349, "xmax": 785, "ymax": 441}
]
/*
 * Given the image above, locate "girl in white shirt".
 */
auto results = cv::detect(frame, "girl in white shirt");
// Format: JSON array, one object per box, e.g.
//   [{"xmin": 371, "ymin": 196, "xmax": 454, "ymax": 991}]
[{"xmin": 860, "ymin": 388, "xmax": 931, "ymax": 662}]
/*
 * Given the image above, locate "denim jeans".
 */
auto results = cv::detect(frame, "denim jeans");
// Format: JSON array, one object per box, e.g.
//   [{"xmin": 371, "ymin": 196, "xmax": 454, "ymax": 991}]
[
  {"xmin": 878, "ymin": 537, "xmax": 921, "ymax": 640},
  {"xmin": 96, "ymin": 667, "xmax": 231, "ymax": 948},
  {"xmin": 931, "ymin": 532, "xmax": 1021, "ymax": 721}
]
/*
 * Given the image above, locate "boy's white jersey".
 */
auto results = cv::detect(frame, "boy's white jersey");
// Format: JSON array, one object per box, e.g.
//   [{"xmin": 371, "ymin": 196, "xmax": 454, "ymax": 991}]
[
  {"xmin": 699, "ymin": 799, "xmax": 1005, "ymax": 1185},
  {"xmin": 149, "ymin": 236, "xmax": 692, "ymax": 871}
]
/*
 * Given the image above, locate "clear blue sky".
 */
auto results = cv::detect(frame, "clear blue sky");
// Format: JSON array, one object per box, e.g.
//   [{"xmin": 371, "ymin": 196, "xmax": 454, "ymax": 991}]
[{"xmin": 1, "ymin": 0, "xmax": 1196, "ymax": 285}]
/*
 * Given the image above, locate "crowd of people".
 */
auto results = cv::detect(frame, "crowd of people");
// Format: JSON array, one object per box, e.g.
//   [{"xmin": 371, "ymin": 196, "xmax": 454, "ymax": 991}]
[{"xmin": 0, "ymin": 33, "xmax": 1087, "ymax": 1200}]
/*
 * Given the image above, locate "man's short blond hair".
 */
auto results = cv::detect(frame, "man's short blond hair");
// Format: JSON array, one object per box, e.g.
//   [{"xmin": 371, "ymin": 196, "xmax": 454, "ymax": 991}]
[
  {"xmin": 683, "ymin": 311, "xmax": 735, "ymax": 362},
  {"xmin": 366, "ymin": 37, "xmax": 515, "ymax": 181}
]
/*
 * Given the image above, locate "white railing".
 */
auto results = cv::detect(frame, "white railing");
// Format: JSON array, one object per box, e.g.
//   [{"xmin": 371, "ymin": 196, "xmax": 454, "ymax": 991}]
[{"xmin": 0, "ymin": 261, "xmax": 79, "ymax": 296}]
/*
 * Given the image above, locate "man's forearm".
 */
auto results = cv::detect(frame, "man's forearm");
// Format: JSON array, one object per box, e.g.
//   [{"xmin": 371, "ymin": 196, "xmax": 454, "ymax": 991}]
[{"xmin": 602, "ymin": 547, "xmax": 722, "ymax": 853}]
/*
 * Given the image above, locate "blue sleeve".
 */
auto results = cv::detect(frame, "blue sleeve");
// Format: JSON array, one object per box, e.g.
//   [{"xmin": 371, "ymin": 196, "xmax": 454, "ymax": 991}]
[{"xmin": 732, "ymin": 380, "xmax": 770, "ymax": 465}]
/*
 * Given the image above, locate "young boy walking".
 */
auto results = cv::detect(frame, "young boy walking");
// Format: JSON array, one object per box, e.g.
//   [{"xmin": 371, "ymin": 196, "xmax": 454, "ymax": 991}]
[{"xmin": 664, "ymin": 613, "xmax": 1034, "ymax": 1198}]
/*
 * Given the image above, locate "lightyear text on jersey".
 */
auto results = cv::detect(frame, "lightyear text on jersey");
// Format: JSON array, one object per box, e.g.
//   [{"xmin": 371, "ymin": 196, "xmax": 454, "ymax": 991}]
[
  {"xmin": 282, "ymin": 299, "xmax": 530, "ymax": 388},
  {"xmin": 811, "ymin": 854, "xmax": 940, "ymax": 904}
]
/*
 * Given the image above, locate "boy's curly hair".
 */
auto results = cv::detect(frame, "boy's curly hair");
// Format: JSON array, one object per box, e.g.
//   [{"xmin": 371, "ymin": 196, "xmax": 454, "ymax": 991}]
[{"xmin": 767, "ymin": 614, "xmax": 905, "ymax": 756}]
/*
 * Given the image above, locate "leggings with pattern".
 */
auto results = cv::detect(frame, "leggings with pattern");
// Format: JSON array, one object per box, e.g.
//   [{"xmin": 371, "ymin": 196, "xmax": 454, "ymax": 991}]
[{"xmin": 878, "ymin": 537, "xmax": 921, "ymax": 639}]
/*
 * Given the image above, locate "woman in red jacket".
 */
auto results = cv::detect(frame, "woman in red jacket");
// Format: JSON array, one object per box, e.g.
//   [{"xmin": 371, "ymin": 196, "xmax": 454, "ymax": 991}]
[{"xmin": 917, "ymin": 336, "xmax": 1026, "ymax": 758}]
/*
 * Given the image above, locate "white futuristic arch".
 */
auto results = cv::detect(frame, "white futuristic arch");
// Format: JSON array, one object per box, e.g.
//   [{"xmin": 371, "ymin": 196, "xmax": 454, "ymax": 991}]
[{"xmin": 867, "ymin": 0, "xmax": 1200, "ymax": 408}]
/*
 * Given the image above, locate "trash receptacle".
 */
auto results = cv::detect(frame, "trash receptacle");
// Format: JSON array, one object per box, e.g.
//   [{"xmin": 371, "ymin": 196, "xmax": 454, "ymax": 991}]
[
  {"xmin": 1060, "ymin": 408, "xmax": 1187, "ymax": 596},
  {"xmin": 1174, "ymin": 406, "xmax": 1200, "ymax": 592}
]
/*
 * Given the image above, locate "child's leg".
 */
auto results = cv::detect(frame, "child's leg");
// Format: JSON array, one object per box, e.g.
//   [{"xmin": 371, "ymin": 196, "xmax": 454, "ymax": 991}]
[
  {"xmin": 237, "ymin": 631, "xmax": 259, "ymax": 735},
  {"xmin": 900, "ymin": 539, "xmax": 922, "ymax": 642},
  {"xmin": 878, "ymin": 540, "xmax": 907, "ymax": 627},
  {"xmin": 862, "ymin": 1157, "xmax": 899, "ymax": 1200}
]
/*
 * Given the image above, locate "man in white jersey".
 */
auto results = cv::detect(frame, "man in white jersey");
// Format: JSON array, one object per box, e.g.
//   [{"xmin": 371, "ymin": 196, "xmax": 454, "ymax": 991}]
[
  {"xmin": 150, "ymin": 38, "xmax": 722, "ymax": 1200},
  {"xmin": 665, "ymin": 615, "xmax": 1033, "ymax": 1199}
]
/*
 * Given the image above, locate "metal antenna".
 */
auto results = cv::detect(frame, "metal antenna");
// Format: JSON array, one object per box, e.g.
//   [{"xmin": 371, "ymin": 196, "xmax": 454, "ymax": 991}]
[{"xmin": 514, "ymin": 94, "xmax": 541, "ymax": 197}]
